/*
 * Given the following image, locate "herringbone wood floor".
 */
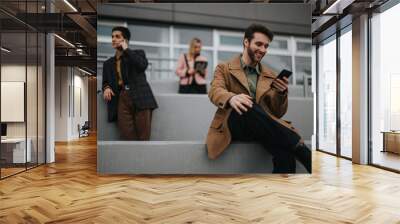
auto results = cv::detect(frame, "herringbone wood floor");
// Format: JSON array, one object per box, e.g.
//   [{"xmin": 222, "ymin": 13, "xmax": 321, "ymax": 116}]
[{"xmin": 1, "ymin": 134, "xmax": 400, "ymax": 224}]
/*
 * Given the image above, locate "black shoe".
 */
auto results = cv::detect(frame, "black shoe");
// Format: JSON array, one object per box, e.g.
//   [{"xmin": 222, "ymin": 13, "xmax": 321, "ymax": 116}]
[{"xmin": 293, "ymin": 143, "xmax": 312, "ymax": 173}]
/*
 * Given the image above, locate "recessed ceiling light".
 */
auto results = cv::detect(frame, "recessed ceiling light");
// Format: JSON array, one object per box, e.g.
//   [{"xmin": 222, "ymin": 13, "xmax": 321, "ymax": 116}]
[
  {"xmin": 1, "ymin": 47, "xmax": 11, "ymax": 53},
  {"xmin": 78, "ymin": 67, "xmax": 92, "ymax": 76},
  {"xmin": 322, "ymin": 0, "xmax": 353, "ymax": 15},
  {"xmin": 54, "ymin": 34, "xmax": 75, "ymax": 48},
  {"xmin": 63, "ymin": 0, "xmax": 78, "ymax": 12}
]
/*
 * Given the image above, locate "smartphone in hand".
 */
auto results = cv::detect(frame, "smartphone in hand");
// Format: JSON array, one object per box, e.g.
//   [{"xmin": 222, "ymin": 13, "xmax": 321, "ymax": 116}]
[{"xmin": 276, "ymin": 69, "xmax": 292, "ymax": 80}]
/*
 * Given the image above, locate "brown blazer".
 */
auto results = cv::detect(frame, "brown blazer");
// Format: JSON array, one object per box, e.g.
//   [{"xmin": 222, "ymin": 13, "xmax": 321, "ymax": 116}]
[{"xmin": 206, "ymin": 55, "xmax": 302, "ymax": 159}]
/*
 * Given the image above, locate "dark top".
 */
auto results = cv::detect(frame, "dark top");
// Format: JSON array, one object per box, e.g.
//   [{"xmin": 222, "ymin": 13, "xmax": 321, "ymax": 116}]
[{"xmin": 102, "ymin": 48, "xmax": 158, "ymax": 122}]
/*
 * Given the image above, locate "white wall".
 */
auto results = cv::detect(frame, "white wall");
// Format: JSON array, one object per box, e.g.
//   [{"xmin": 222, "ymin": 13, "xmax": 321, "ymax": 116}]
[
  {"xmin": 54, "ymin": 67, "xmax": 89, "ymax": 141},
  {"xmin": 71, "ymin": 71, "xmax": 89, "ymax": 139},
  {"xmin": 1, "ymin": 65, "xmax": 41, "ymax": 138},
  {"xmin": 55, "ymin": 67, "xmax": 69, "ymax": 141}
]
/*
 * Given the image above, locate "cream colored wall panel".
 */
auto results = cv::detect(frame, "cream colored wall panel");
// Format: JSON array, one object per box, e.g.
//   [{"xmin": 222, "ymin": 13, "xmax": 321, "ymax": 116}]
[{"xmin": 1, "ymin": 82, "xmax": 25, "ymax": 122}]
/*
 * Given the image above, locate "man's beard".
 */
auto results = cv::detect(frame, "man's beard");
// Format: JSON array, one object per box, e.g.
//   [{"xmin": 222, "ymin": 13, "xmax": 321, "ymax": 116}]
[{"xmin": 247, "ymin": 47, "xmax": 261, "ymax": 65}]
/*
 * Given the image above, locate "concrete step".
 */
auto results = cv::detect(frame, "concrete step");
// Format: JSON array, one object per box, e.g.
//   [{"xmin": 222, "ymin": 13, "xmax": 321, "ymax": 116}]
[
  {"xmin": 148, "ymin": 80, "xmax": 210, "ymax": 94},
  {"xmin": 97, "ymin": 141, "xmax": 308, "ymax": 174},
  {"xmin": 97, "ymin": 93, "xmax": 312, "ymax": 174},
  {"xmin": 98, "ymin": 94, "xmax": 313, "ymax": 142},
  {"xmin": 148, "ymin": 80, "xmax": 309, "ymax": 97}
]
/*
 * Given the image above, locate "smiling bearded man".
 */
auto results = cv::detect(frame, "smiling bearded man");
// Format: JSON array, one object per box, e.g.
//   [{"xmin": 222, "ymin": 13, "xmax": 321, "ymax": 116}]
[{"xmin": 206, "ymin": 24, "xmax": 311, "ymax": 174}]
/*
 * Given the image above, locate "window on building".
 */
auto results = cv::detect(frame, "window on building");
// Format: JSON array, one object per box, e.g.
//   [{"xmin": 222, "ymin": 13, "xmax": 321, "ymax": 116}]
[
  {"xmin": 339, "ymin": 26, "xmax": 352, "ymax": 159},
  {"xmin": 371, "ymin": 2, "xmax": 400, "ymax": 171},
  {"xmin": 97, "ymin": 21, "xmax": 312, "ymax": 96},
  {"xmin": 317, "ymin": 35, "xmax": 337, "ymax": 155}
]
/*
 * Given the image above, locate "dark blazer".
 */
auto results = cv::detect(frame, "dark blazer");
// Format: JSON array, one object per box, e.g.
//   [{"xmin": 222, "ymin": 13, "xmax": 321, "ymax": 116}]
[{"xmin": 102, "ymin": 49, "xmax": 158, "ymax": 122}]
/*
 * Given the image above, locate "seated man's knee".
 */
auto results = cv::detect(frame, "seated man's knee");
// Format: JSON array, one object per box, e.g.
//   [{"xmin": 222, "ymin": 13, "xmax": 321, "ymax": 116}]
[{"xmin": 242, "ymin": 103, "xmax": 265, "ymax": 117}]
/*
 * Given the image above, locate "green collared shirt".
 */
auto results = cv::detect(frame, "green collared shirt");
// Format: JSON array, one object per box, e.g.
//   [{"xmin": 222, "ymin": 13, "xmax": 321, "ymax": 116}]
[{"xmin": 240, "ymin": 55, "xmax": 261, "ymax": 98}]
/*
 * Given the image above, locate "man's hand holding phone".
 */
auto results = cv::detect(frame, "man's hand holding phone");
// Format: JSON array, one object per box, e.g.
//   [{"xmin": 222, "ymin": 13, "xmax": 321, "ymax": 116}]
[
  {"xmin": 229, "ymin": 94, "xmax": 253, "ymax": 115},
  {"xmin": 118, "ymin": 39, "xmax": 128, "ymax": 51},
  {"xmin": 272, "ymin": 69, "xmax": 291, "ymax": 93},
  {"xmin": 272, "ymin": 76, "xmax": 289, "ymax": 93}
]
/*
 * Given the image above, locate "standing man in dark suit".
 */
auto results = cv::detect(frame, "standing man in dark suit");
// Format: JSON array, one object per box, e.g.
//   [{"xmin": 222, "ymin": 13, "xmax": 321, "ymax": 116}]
[{"xmin": 102, "ymin": 26, "xmax": 158, "ymax": 140}]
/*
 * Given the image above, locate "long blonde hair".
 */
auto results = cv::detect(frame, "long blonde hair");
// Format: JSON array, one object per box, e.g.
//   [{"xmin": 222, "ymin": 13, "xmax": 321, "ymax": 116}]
[{"xmin": 188, "ymin": 37, "xmax": 201, "ymax": 60}]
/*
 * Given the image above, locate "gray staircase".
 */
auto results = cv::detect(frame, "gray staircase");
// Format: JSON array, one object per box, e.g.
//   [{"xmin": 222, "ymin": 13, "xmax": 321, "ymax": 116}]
[{"xmin": 97, "ymin": 91, "xmax": 313, "ymax": 174}]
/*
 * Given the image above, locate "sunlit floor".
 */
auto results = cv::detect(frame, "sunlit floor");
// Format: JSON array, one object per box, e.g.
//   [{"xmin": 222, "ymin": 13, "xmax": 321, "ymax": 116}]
[{"xmin": 372, "ymin": 150, "xmax": 400, "ymax": 171}]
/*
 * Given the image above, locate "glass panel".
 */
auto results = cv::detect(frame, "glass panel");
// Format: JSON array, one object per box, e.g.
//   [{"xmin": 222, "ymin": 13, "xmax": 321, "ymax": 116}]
[
  {"xmin": 262, "ymin": 55, "xmax": 293, "ymax": 84},
  {"xmin": 174, "ymin": 26, "xmax": 213, "ymax": 46},
  {"xmin": 0, "ymin": 1, "xmax": 45, "ymax": 178},
  {"xmin": 371, "ymin": 4, "xmax": 400, "ymax": 171},
  {"xmin": 97, "ymin": 43, "xmax": 170, "ymax": 80},
  {"xmin": 0, "ymin": 3, "xmax": 28, "ymax": 32},
  {"xmin": 174, "ymin": 48, "xmax": 214, "ymax": 80},
  {"xmin": 295, "ymin": 56, "xmax": 311, "ymax": 85},
  {"xmin": 220, "ymin": 35, "xmax": 242, "ymax": 47},
  {"xmin": 269, "ymin": 39, "xmax": 288, "ymax": 50},
  {"xmin": 140, "ymin": 46, "xmax": 169, "ymax": 80},
  {"xmin": 218, "ymin": 51, "xmax": 240, "ymax": 63},
  {"xmin": 98, "ymin": 20, "xmax": 125, "ymax": 37},
  {"xmin": 27, "ymin": 32, "xmax": 38, "ymax": 169},
  {"xmin": 318, "ymin": 36, "xmax": 337, "ymax": 154},
  {"xmin": 98, "ymin": 24, "xmax": 115, "ymax": 37},
  {"xmin": 128, "ymin": 24, "xmax": 169, "ymax": 43},
  {"xmin": 339, "ymin": 29, "xmax": 352, "ymax": 158},
  {"xmin": 1, "ymin": 32, "xmax": 27, "ymax": 177},
  {"xmin": 297, "ymin": 42, "xmax": 312, "ymax": 52},
  {"xmin": 26, "ymin": 1, "xmax": 39, "ymax": 13},
  {"xmin": 97, "ymin": 42, "xmax": 115, "ymax": 56}
]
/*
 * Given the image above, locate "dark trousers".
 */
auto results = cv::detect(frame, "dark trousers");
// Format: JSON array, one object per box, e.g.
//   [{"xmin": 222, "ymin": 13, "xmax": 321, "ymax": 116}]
[
  {"xmin": 179, "ymin": 80, "xmax": 207, "ymax": 94},
  {"xmin": 117, "ymin": 90, "xmax": 152, "ymax": 140},
  {"xmin": 228, "ymin": 103, "xmax": 301, "ymax": 173}
]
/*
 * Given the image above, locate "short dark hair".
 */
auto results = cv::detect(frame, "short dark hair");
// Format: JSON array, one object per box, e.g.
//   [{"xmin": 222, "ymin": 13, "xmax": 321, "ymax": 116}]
[
  {"xmin": 243, "ymin": 24, "xmax": 274, "ymax": 45},
  {"xmin": 112, "ymin": 26, "xmax": 131, "ymax": 41}
]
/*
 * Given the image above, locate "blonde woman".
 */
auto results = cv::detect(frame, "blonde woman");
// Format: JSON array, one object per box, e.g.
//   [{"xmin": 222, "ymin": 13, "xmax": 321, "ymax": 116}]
[{"xmin": 175, "ymin": 37, "xmax": 208, "ymax": 94}]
